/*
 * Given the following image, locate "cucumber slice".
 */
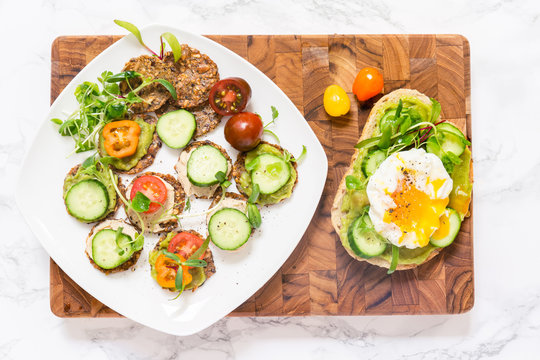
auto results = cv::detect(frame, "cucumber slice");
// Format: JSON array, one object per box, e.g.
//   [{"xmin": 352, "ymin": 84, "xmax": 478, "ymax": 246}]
[
  {"xmin": 250, "ymin": 154, "xmax": 291, "ymax": 195},
  {"xmin": 430, "ymin": 208, "xmax": 461, "ymax": 247},
  {"xmin": 426, "ymin": 131, "xmax": 466, "ymax": 158},
  {"xmin": 209, "ymin": 208, "xmax": 252, "ymax": 250},
  {"xmin": 157, "ymin": 109, "xmax": 197, "ymax": 149},
  {"xmin": 362, "ymin": 150, "xmax": 386, "ymax": 177},
  {"xmin": 187, "ymin": 145, "xmax": 228, "ymax": 187},
  {"xmin": 347, "ymin": 214, "xmax": 387, "ymax": 258},
  {"xmin": 65, "ymin": 179, "xmax": 109, "ymax": 222},
  {"xmin": 437, "ymin": 123, "xmax": 465, "ymax": 138},
  {"xmin": 379, "ymin": 109, "xmax": 397, "ymax": 130},
  {"xmin": 92, "ymin": 229, "xmax": 134, "ymax": 269}
]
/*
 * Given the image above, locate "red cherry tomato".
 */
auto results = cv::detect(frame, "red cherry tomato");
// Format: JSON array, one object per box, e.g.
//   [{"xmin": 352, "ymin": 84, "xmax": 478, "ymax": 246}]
[
  {"xmin": 224, "ymin": 112, "xmax": 264, "ymax": 151},
  {"xmin": 352, "ymin": 67, "xmax": 384, "ymax": 101},
  {"xmin": 130, "ymin": 175, "xmax": 167, "ymax": 214},
  {"xmin": 167, "ymin": 232, "xmax": 205, "ymax": 260},
  {"xmin": 209, "ymin": 77, "xmax": 252, "ymax": 116}
]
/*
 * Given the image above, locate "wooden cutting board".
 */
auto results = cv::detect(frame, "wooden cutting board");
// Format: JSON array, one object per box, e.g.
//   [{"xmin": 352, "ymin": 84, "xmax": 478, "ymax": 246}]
[{"xmin": 50, "ymin": 34, "xmax": 473, "ymax": 317}]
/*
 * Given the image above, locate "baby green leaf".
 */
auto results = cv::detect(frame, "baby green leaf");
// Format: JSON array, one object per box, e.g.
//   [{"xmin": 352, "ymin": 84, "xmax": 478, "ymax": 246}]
[
  {"xmin": 115, "ymin": 227, "xmax": 125, "ymax": 256},
  {"xmin": 182, "ymin": 259, "xmax": 207, "ymax": 267},
  {"xmin": 105, "ymin": 71, "xmax": 140, "ymax": 83},
  {"xmin": 132, "ymin": 233, "xmax": 144, "ymax": 252},
  {"xmin": 395, "ymin": 99, "xmax": 403, "ymax": 118},
  {"xmin": 154, "ymin": 79, "xmax": 178, "ymax": 100},
  {"xmin": 355, "ymin": 136, "xmax": 380, "ymax": 149},
  {"xmin": 271, "ymin": 106, "xmax": 279, "ymax": 121},
  {"xmin": 175, "ymin": 266, "xmax": 184, "ymax": 292},
  {"xmin": 248, "ymin": 183, "xmax": 260, "ymax": 204},
  {"xmin": 132, "ymin": 191, "xmax": 151, "ymax": 213},
  {"xmin": 82, "ymin": 154, "xmax": 97, "ymax": 169},
  {"xmin": 377, "ymin": 126, "xmax": 392, "ymax": 149},
  {"xmin": 222, "ymin": 180, "xmax": 232, "ymax": 188},
  {"xmin": 215, "ymin": 171, "xmax": 226, "ymax": 184},
  {"xmin": 51, "ymin": 118, "xmax": 63, "ymax": 125},
  {"xmin": 163, "ymin": 250, "xmax": 181, "ymax": 263},
  {"xmin": 247, "ymin": 203, "xmax": 262, "ymax": 228},
  {"xmin": 387, "ymin": 245, "xmax": 399, "ymax": 274},
  {"xmin": 161, "ymin": 32, "xmax": 182, "ymax": 62},
  {"xmin": 188, "ymin": 236, "xmax": 210, "ymax": 261},
  {"xmin": 114, "ymin": 20, "xmax": 159, "ymax": 57},
  {"xmin": 430, "ymin": 99, "xmax": 441, "ymax": 123}
]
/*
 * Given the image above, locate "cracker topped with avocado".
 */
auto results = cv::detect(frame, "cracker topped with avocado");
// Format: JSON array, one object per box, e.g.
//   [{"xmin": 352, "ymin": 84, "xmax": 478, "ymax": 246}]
[
  {"xmin": 98, "ymin": 113, "xmax": 162, "ymax": 174},
  {"xmin": 63, "ymin": 163, "xmax": 123, "ymax": 223},
  {"xmin": 331, "ymin": 89, "xmax": 472, "ymax": 273},
  {"xmin": 233, "ymin": 141, "xmax": 298, "ymax": 205}
]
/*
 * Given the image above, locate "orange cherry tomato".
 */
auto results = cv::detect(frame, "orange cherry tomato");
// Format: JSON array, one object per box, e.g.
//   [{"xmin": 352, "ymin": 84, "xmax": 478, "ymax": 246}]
[
  {"xmin": 102, "ymin": 120, "xmax": 141, "ymax": 158},
  {"xmin": 155, "ymin": 254, "xmax": 192, "ymax": 289},
  {"xmin": 352, "ymin": 67, "xmax": 384, "ymax": 101}
]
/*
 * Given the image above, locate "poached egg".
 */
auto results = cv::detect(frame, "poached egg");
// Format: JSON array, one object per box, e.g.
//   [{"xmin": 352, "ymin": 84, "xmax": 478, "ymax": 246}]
[{"xmin": 366, "ymin": 148, "xmax": 453, "ymax": 249}]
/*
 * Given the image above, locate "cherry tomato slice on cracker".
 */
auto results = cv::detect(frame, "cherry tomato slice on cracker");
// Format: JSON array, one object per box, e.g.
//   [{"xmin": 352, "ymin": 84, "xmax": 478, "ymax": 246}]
[
  {"xmin": 130, "ymin": 175, "xmax": 167, "ymax": 214},
  {"xmin": 209, "ymin": 77, "xmax": 252, "ymax": 116}
]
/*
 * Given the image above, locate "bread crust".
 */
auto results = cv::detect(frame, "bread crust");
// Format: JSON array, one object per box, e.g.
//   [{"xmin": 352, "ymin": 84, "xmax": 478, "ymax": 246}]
[{"xmin": 330, "ymin": 89, "xmax": 448, "ymax": 270}]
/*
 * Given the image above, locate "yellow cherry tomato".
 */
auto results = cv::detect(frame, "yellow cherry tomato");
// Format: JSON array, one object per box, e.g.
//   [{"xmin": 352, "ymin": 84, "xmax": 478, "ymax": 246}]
[{"xmin": 323, "ymin": 85, "xmax": 350, "ymax": 117}]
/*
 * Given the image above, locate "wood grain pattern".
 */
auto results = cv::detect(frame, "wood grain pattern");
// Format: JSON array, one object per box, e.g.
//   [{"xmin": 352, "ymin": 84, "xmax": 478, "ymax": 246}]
[{"xmin": 50, "ymin": 34, "xmax": 473, "ymax": 318}]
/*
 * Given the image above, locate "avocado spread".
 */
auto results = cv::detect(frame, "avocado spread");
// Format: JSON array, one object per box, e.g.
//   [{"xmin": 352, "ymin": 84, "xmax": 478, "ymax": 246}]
[
  {"xmin": 340, "ymin": 98, "xmax": 472, "ymax": 265},
  {"xmin": 63, "ymin": 164, "xmax": 117, "ymax": 220},
  {"xmin": 148, "ymin": 233, "xmax": 207, "ymax": 290},
  {"xmin": 98, "ymin": 117, "xmax": 155, "ymax": 171},
  {"xmin": 238, "ymin": 143, "xmax": 296, "ymax": 205}
]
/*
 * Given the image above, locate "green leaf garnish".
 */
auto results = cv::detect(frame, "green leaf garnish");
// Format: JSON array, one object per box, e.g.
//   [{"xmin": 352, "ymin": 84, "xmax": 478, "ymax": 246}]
[
  {"xmin": 50, "ymin": 118, "xmax": 62, "ymax": 125},
  {"xmin": 114, "ymin": 20, "xmax": 159, "ymax": 57},
  {"xmin": 182, "ymin": 259, "xmax": 207, "ymax": 267},
  {"xmin": 82, "ymin": 154, "xmax": 96, "ymax": 169},
  {"xmin": 115, "ymin": 226, "xmax": 125, "ymax": 256},
  {"xmin": 131, "ymin": 191, "xmax": 151, "ymax": 213},
  {"xmin": 355, "ymin": 136, "xmax": 381, "ymax": 149},
  {"xmin": 263, "ymin": 129, "xmax": 280, "ymax": 143},
  {"xmin": 163, "ymin": 250, "xmax": 181, "ymax": 263},
  {"xmin": 377, "ymin": 126, "xmax": 392, "ymax": 149},
  {"xmin": 175, "ymin": 265, "xmax": 184, "ymax": 293},
  {"xmin": 105, "ymin": 71, "xmax": 140, "ymax": 83},
  {"xmin": 245, "ymin": 157, "xmax": 260, "ymax": 172},
  {"xmin": 395, "ymin": 99, "xmax": 403, "ymax": 118},
  {"xmin": 184, "ymin": 198, "xmax": 191, "ymax": 212},
  {"xmin": 161, "ymin": 32, "xmax": 182, "ymax": 62},
  {"xmin": 154, "ymin": 79, "xmax": 177, "ymax": 100},
  {"xmin": 271, "ymin": 106, "xmax": 279, "ymax": 121},
  {"xmin": 248, "ymin": 183, "xmax": 260, "ymax": 204},
  {"xmin": 215, "ymin": 171, "xmax": 226, "ymax": 184},
  {"xmin": 387, "ymin": 245, "xmax": 399, "ymax": 274},
  {"xmin": 247, "ymin": 203, "xmax": 262, "ymax": 228},
  {"xmin": 295, "ymin": 145, "xmax": 307, "ymax": 163},
  {"xmin": 188, "ymin": 236, "xmax": 210, "ymax": 261},
  {"xmin": 132, "ymin": 232, "xmax": 144, "ymax": 252},
  {"xmin": 430, "ymin": 99, "xmax": 441, "ymax": 123},
  {"xmin": 222, "ymin": 180, "xmax": 231, "ymax": 188}
]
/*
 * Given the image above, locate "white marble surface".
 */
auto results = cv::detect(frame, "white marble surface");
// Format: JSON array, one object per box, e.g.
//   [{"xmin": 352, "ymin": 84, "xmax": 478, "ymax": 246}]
[{"xmin": 1, "ymin": 0, "xmax": 540, "ymax": 358}]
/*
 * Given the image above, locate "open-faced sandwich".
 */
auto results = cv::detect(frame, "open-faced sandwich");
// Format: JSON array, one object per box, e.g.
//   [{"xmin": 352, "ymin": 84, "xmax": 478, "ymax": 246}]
[
  {"xmin": 331, "ymin": 89, "xmax": 472, "ymax": 273},
  {"xmin": 233, "ymin": 141, "xmax": 298, "ymax": 205},
  {"xmin": 97, "ymin": 113, "xmax": 162, "ymax": 174},
  {"xmin": 63, "ymin": 162, "xmax": 121, "ymax": 223},
  {"xmin": 175, "ymin": 140, "xmax": 233, "ymax": 199},
  {"xmin": 122, "ymin": 172, "xmax": 185, "ymax": 234},
  {"xmin": 149, "ymin": 230, "xmax": 216, "ymax": 293},
  {"xmin": 86, "ymin": 219, "xmax": 143, "ymax": 274},
  {"xmin": 206, "ymin": 192, "xmax": 252, "ymax": 250}
]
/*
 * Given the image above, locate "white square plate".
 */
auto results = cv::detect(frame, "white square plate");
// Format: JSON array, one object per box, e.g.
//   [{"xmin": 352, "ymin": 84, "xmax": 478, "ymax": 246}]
[{"xmin": 16, "ymin": 24, "xmax": 328, "ymax": 336}]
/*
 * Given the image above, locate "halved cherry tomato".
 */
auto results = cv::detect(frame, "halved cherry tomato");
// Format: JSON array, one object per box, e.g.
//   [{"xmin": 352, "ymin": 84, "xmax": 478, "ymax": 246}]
[
  {"xmin": 155, "ymin": 254, "xmax": 192, "ymax": 289},
  {"xmin": 130, "ymin": 175, "xmax": 167, "ymax": 214},
  {"xmin": 352, "ymin": 67, "xmax": 384, "ymax": 101},
  {"xmin": 209, "ymin": 77, "xmax": 252, "ymax": 116},
  {"xmin": 224, "ymin": 112, "xmax": 263, "ymax": 151},
  {"xmin": 168, "ymin": 232, "xmax": 205, "ymax": 260},
  {"xmin": 102, "ymin": 120, "xmax": 141, "ymax": 158}
]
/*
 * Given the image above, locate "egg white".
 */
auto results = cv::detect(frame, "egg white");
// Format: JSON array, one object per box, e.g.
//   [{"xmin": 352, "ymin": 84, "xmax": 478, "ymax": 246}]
[{"xmin": 366, "ymin": 148, "xmax": 453, "ymax": 249}]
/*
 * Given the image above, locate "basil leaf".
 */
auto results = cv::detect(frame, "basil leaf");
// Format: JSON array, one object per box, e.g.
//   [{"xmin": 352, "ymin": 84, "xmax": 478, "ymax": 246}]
[
  {"xmin": 387, "ymin": 245, "xmax": 399, "ymax": 274},
  {"xmin": 182, "ymin": 259, "xmax": 207, "ymax": 267},
  {"xmin": 247, "ymin": 203, "xmax": 262, "ymax": 228},
  {"xmin": 215, "ymin": 171, "xmax": 226, "ymax": 184},
  {"xmin": 395, "ymin": 99, "xmax": 403, "ymax": 118},
  {"xmin": 161, "ymin": 32, "xmax": 182, "ymax": 62},
  {"xmin": 163, "ymin": 250, "xmax": 181, "ymax": 263},
  {"xmin": 271, "ymin": 105, "xmax": 279, "ymax": 120},
  {"xmin": 430, "ymin": 99, "xmax": 441, "ymax": 123},
  {"xmin": 154, "ymin": 79, "xmax": 177, "ymax": 100},
  {"xmin": 248, "ymin": 183, "xmax": 260, "ymax": 204},
  {"xmin": 245, "ymin": 157, "xmax": 260, "ymax": 172},
  {"xmin": 188, "ymin": 236, "xmax": 210, "ymax": 261},
  {"xmin": 131, "ymin": 191, "xmax": 151, "ymax": 213},
  {"xmin": 345, "ymin": 175, "xmax": 363, "ymax": 190}
]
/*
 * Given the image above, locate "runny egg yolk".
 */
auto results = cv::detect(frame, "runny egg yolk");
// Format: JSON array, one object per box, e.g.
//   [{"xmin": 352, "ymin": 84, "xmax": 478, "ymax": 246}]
[
  {"xmin": 431, "ymin": 210, "xmax": 451, "ymax": 240},
  {"xmin": 383, "ymin": 176, "xmax": 449, "ymax": 247}
]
